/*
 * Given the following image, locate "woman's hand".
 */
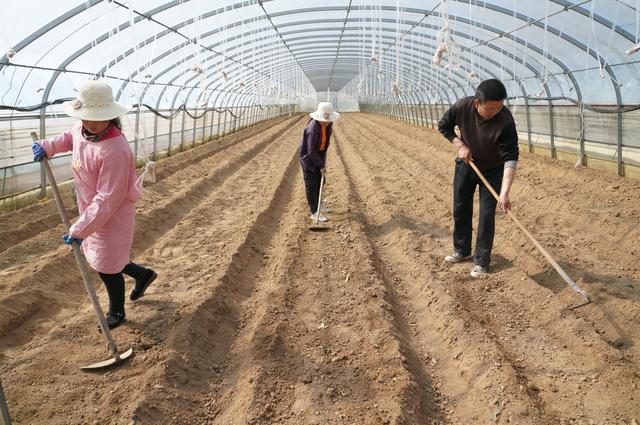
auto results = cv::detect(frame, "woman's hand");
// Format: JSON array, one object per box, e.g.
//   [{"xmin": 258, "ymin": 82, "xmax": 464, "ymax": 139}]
[
  {"xmin": 32, "ymin": 143, "xmax": 46, "ymax": 162},
  {"xmin": 62, "ymin": 234, "xmax": 83, "ymax": 247}
]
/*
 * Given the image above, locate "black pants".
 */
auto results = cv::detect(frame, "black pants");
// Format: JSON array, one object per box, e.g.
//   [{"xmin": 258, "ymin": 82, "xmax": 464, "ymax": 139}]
[
  {"xmin": 302, "ymin": 167, "xmax": 323, "ymax": 214},
  {"xmin": 98, "ymin": 262, "xmax": 149, "ymax": 314},
  {"xmin": 452, "ymin": 160, "xmax": 503, "ymax": 268}
]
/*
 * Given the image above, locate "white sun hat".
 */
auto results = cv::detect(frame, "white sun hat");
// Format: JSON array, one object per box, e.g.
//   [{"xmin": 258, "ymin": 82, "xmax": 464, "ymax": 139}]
[
  {"xmin": 63, "ymin": 80, "xmax": 130, "ymax": 121},
  {"xmin": 310, "ymin": 102, "xmax": 340, "ymax": 122}
]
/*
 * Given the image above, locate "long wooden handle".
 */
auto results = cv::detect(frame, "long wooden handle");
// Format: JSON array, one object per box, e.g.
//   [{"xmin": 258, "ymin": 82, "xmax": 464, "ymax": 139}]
[
  {"xmin": 468, "ymin": 160, "xmax": 590, "ymax": 303},
  {"xmin": 314, "ymin": 174, "xmax": 325, "ymax": 224},
  {"xmin": 30, "ymin": 132, "xmax": 122, "ymax": 356}
]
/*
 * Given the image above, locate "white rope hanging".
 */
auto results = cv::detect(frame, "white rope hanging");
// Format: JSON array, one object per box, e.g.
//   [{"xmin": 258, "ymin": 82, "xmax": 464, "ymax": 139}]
[
  {"xmin": 392, "ymin": 0, "xmax": 403, "ymax": 97},
  {"xmin": 432, "ymin": 1, "xmax": 461, "ymax": 69}
]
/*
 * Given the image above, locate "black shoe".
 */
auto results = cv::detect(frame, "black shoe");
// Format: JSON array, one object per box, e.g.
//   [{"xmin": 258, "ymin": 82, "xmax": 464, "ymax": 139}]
[
  {"xmin": 130, "ymin": 269, "xmax": 157, "ymax": 301},
  {"xmin": 98, "ymin": 311, "xmax": 126, "ymax": 332}
]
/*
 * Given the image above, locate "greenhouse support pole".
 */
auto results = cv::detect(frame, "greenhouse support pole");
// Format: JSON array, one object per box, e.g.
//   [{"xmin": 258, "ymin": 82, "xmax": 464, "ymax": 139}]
[
  {"xmin": 250, "ymin": 104, "xmax": 257, "ymax": 126},
  {"xmin": 152, "ymin": 107, "xmax": 160, "ymax": 161},
  {"xmin": 525, "ymin": 97, "xmax": 533, "ymax": 154},
  {"xmin": 433, "ymin": 102, "xmax": 440, "ymax": 127},
  {"xmin": 426, "ymin": 96, "xmax": 434, "ymax": 129},
  {"xmin": 250, "ymin": 101, "xmax": 258, "ymax": 126},
  {"xmin": 238, "ymin": 103, "xmax": 245, "ymax": 130},
  {"xmin": 612, "ymin": 74, "xmax": 624, "ymax": 176},
  {"xmin": 180, "ymin": 109, "xmax": 186, "ymax": 151},
  {"xmin": 209, "ymin": 104, "xmax": 216, "ymax": 137},
  {"xmin": 134, "ymin": 107, "xmax": 140, "ymax": 162},
  {"xmin": 191, "ymin": 106, "xmax": 198, "ymax": 148},
  {"xmin": 218, "ymin": 92, "xmax": 229, "ymax": 136},
  {"xmin": 617, "ymin": 110, "xmax": 623, "ymax": 176},
  {"xmin": 202, "ymin": 106, "xmax": 209, "ymax": 142},
  {"xmin": 231, "ymin": 93, "xmax": 242, "ymax": 132},
  {"xmin": 578, "ymin": 103, "xmax": 585, "ymax": 165},
  {"xmin": 415, "ymin": 100, "xmax": 422, "ymax": 126},
  {"xmin": 408, "ymin": 99, "xmax": 414, "ymax": 124},
  {"xmin": 222, "ymin": 93, "xmax": 233, "ymax": 136},
  {"xmin": 417, "ymin": 98, "xmax": 426, "ymax": 127},
  {"xmin": 211, "ymin": 91, "xmax": 223, "ymax": 138},
  {"xmin": 404, "ymin": 98, "xmax": 411, "ymax": 123},
  {"xmin": 168, "ymin": 107, "xmax": 175, "ymax": 156},
  {"xmin": 225, "ymin": 92, "xmax": 236, "ymax": 135},
  {"xmin": 246, "ymin": 100, "xmax": 255, "ymax": 127},
  {"xmin": 411, "ymin": 97, "xmax": 418, "ymax": 125},
  {"xmin": 0, "ymin": 378, "xmax": 11, "ymax": 425},
  {"xmin": 39, "ymin": 112, "xmax": 47, "ymax": 199},
  {"xmin": 548, "ymin": 100, "xmax": 556, "ymax": 159},
  {"xmin": 241, "ymin": 100, "xmax": 249, "ymax": 129}
]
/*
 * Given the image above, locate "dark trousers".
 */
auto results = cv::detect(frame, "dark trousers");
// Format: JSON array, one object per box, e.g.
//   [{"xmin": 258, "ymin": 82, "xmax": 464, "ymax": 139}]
[
  {"xmin": 452, "ymin": 161, "xmax": 503, "ymax": 268},
  {"xmin": 98, "ymin": 262, "xmax": 149, "ymax": 314},
  {"xmin": 302, "ymin": 167, "xmax": 323, "ymax": 214}
]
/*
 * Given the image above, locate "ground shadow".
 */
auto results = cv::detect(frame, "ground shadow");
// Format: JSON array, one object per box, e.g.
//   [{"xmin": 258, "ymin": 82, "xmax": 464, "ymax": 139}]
[
  {"xmin": 529, "ymin": 262, "xmax": 640, "ymax": 302},
  {"xmin": 489, "ymin": 254, "xmax": 513, "ymax": 273},
  {"xmin": 369, "ymin": 212, "xmax": 450, "ymax": 239}
]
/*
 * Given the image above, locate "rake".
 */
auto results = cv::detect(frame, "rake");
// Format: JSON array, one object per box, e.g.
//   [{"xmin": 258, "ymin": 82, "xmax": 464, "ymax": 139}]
[{"xmin": 469, "ymin": 160, "xmax": 591, "ymax": 309}]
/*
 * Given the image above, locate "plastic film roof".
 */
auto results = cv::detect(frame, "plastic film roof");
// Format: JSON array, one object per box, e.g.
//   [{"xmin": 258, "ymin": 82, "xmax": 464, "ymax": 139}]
[{"xmin": 1, "ymin": 0, "xmax": 639, "ymax": 109}]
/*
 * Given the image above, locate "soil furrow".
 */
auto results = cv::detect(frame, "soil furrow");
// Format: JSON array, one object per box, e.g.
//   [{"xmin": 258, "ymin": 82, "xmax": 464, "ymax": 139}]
[
  {"xmin": 335, "ymin": 117, "xmax": 556, "ymax": 423},
  {"xmin": 0, "ymin": 116, "xmax": 303, "ymax": 344}
]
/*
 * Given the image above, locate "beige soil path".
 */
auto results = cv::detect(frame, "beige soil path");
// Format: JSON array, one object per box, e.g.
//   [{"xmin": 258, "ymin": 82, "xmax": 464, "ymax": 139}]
[{"xmin": 0, "ymin": 113, "xmax": 638, "ymax": 424}]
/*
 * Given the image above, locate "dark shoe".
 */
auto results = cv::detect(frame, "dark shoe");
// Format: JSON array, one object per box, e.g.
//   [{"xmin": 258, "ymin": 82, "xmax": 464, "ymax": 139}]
[
  {"xmin": 98, "ymin": 311, "xmax": 126, "ymax": 332},
  {"xmin": 130, "ymin": 269, "xmax": 157, "ymax": 301}
]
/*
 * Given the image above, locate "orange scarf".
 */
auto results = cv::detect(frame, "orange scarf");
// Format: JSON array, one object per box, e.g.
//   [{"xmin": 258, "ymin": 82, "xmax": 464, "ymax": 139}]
[{"xmin": 320, "ymin": 125, "xmax": 327, "ymax": 151}]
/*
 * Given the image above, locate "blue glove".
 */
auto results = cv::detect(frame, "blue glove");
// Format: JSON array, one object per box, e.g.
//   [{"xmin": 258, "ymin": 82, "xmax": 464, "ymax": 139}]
[
  {"xmin": 62, "ymin": 234, "xmax": 82, "ymax": 247},
  {"xmin": 32, "ymin": 143, "xmax": 46, "ymax": 162}
]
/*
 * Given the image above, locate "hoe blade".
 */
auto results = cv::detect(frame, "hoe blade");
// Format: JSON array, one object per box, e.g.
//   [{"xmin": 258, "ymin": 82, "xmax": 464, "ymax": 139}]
[{"xmin": 80, "ymin": 347, "xmax": 133, "ymax": 371}]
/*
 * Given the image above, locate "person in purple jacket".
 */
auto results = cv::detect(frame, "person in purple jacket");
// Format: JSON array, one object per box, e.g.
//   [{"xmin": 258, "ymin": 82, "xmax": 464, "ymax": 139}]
[{"xmin": 298, "ymin": 102, "xmax": 340, "ymax": 222}]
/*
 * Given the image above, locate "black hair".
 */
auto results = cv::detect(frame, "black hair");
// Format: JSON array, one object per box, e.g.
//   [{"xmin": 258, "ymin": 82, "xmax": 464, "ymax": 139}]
[
  {"xmin": 110, "ymin": 117, "xmax": 122, "ymax": 129},
  {"xmin": 475, "ymin": 79, "xmax": 508, "ymax": 103}
]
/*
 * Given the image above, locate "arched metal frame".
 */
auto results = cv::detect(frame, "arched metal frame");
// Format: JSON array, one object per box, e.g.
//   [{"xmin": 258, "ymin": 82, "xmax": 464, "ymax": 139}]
[{"xmin": 2, "ymin": 0, "xmax": 638, "ymax": 187}]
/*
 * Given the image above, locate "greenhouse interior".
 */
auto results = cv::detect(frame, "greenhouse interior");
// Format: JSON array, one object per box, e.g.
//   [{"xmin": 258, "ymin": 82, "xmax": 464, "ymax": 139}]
[{"xmin": 0, "ymin": 1, "xmax": 639, "ymax": 424}]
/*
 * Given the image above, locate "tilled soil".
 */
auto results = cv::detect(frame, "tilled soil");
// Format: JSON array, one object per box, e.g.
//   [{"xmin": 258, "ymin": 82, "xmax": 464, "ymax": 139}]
[{"xmin": 0, "ymin": 113, "xmax": 639, "ymax": 425}]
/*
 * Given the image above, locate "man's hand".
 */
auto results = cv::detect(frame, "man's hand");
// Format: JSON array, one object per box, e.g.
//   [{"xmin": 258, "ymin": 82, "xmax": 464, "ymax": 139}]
[
  {"xmin": 498, "ymin": 193, "xmax": 512, "ymax": 213},
  {"xmin": 498, "ymin": 166, "xmax": 516, "ymax": 213},
  {"xmin": 320, "ymin": 167, "xmax": 327, "ymax": 175},
  {"xmin": 453, "ymin": 138, "xmax": 472, "ymax": 163}
]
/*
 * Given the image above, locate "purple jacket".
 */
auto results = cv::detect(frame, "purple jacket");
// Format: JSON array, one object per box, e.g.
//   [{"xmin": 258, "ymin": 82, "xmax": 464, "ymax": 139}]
[{"xmin": 299, "ymin": 118, "xmax": 332, "ymax": 171}]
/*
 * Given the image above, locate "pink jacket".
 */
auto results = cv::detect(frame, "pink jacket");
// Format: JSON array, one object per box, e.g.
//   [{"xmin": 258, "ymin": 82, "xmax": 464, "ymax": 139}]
[{"xmin": 39, "ymin": 122, "xmax": 141, "ymax": 274}]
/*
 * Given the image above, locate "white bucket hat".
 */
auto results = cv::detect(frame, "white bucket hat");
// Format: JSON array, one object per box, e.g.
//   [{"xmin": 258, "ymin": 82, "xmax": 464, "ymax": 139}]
[
  {"xmin": 310, "ymin": 102, "xmax": 340, "ymax": 122},
  {"xmin": 63, "ymin": 80, "xmax": 130, "ymax": 121}
]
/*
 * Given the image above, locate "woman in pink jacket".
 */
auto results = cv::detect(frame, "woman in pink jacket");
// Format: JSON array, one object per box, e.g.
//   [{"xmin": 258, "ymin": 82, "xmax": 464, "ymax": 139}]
[{"xmin": 32, "ymin": 80, "xmax": 156, "ymax": 330}]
